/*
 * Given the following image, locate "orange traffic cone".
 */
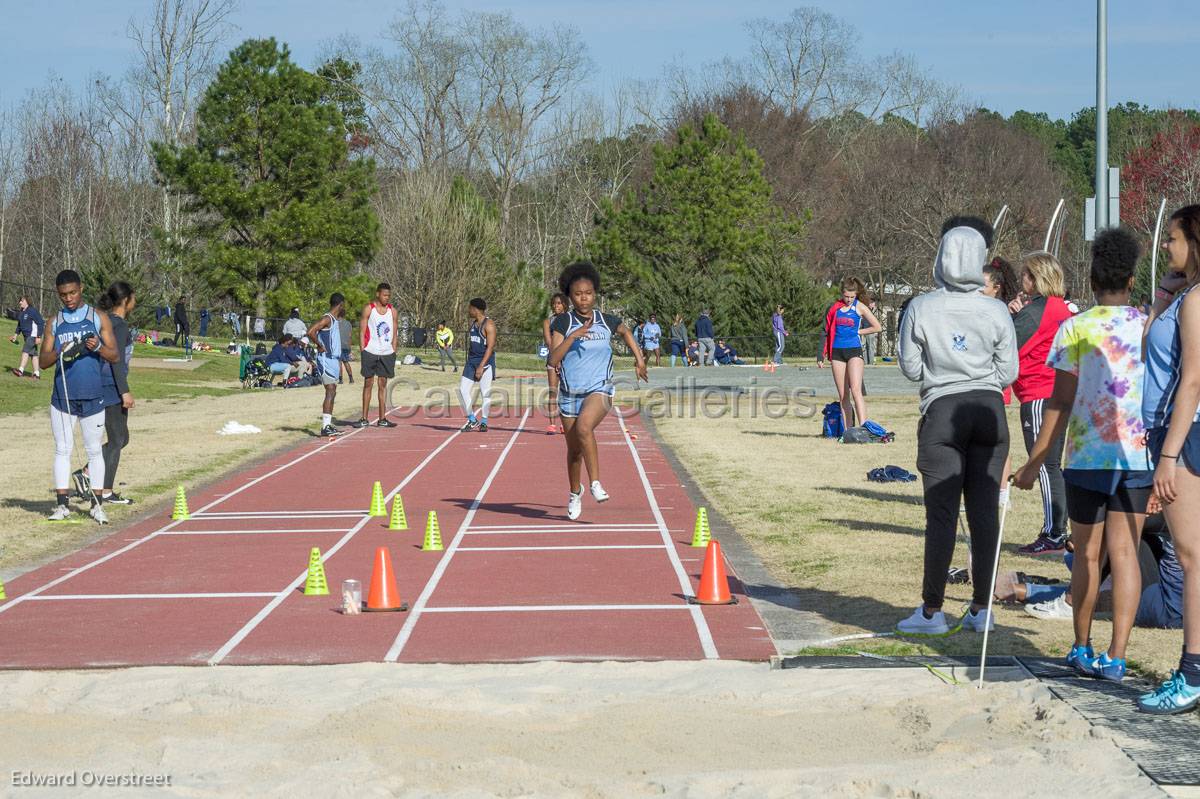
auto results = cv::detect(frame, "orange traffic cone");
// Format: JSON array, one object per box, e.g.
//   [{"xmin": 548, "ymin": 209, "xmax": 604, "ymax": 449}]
[
  {"xmin": 363, "ymin": 546, "xmax": 408, "ymax": 612},
  {"xmin": 688, "ymin": 540, "xmax": 737, "ymax": 605}
]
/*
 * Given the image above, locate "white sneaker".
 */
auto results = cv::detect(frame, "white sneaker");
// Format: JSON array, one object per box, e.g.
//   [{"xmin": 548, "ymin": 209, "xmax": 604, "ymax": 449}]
[
  {"xmin": 89, "ymin": 503, "xmax": 109, "ymax": 525},
  {"xmin": 47, "ymin": 505, "xmax": 72, "ymax": 521},
  {"xmin": 960, "ymin": 606, "xmax": 995, "ymax": 632},
  {"xmin": 896, "ymin": 606, "xmax": 958, "ymax": 636},
  {"xmin": 589, "ymin": 480, "xmax": 610, "ymax": 502},
  {"xmin": 567, "ymin": 490, "xmax": 583, "ymax": 521},
  {"xmin": 1024, "ymin": 593, "xmax": 1072, "ymax": 620}
]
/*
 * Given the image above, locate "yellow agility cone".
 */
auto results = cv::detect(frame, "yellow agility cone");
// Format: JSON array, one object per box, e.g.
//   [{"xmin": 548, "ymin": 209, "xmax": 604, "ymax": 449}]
[
  {"xmin": 422, "ymin": 511, "xmax": 443, "ymax": 551},
  {"xmin": 0, "ymin": 576, "xmax": 6, "ymax": 601},
  {"xmin": 171, "ymin": 485, "xmax": 190, "ymax": 521},
  {"xmin": 304, "ymin": 547, "xmax": 329, "ymax": 596},
  {"xmin": 369, "ymin": 481, "xmax": 386, "ymax": 516},
  {"xmin": 388, "ymin": 495, "xmax": 408, "ymax": 531},
  {"xmin": 690, "ymin": 507, "xmax": 711, "ymax": 548}
]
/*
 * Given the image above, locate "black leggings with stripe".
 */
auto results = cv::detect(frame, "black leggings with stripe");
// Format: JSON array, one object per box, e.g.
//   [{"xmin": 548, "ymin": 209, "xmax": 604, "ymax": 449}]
[{"xmin": 1020, "ymin": 399, "xmax": 1068, "ymax": 541}]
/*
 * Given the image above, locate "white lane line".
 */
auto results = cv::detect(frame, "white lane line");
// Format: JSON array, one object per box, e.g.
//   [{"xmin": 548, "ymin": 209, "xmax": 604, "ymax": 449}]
[
  {"xmin": 457, "ymin": 545, "xmax": 667, "ymax": 552},
  {"xmin": 159, "ymin": 528, "xmax": 350, "ymax": 536},
  {"xmin": 191, "ymin": 510, "xmax": 365, "ymax": 518},
  {"xmin": 467, "ymin": 523, "xmax": 657, "ymax": 530},
  {"xmin": 384, "ymin": 409, "xmax": 530, "ymax": 662},
  {"xmin": 207, "ymin": 425, "xmax": 465, "ymax": 665},
  {"xmin": 618, "ymin": 414, "xmax": 718, "ymax": 659},
  {"xmin": 462, "ymin": 528, "xmax": 662, "ymax": 535},
  {"xmin": 422, "ymin": 604, "xmax": 691, "ymax": 613},
  {"xmin": 0, "ymin": 416, "xmax": 379, "ymax": 616},
  {"xmin": 28, "ymin": 593, "xmax": 279, "ymax": 600}
]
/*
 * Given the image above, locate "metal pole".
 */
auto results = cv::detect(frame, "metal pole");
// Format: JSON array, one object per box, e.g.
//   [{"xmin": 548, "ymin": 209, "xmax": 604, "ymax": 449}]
[{"xmin": 1095, "ymin": 0, "xmax": 1109, "ymax": 230}]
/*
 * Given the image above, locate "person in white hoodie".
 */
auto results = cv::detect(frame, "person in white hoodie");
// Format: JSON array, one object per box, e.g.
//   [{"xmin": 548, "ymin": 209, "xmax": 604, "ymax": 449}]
[{"xmin": 897, "ymin": 217, "xmax": 1019, "ymax": 636}]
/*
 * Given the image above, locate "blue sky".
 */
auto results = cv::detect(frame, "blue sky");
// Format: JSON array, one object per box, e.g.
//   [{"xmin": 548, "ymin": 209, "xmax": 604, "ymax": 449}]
[{"xmin": 2, "ymin": 0, "xmax": 1194, "ymax": 120}]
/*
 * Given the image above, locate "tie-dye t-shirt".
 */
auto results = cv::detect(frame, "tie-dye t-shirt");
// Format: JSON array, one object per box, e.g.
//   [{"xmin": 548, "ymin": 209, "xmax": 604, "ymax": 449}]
[{"xmin": 1045, "ymin": 305, "xmax": 1150, "ymax": 471}]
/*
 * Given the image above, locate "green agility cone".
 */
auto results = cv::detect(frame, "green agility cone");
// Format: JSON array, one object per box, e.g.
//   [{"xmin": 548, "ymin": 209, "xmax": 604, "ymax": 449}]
[
  {"xmin": 304, "ymin": 547, "xmax": 329, "ymax": 596},
  {"xmin": 690, "ymin": 507, "xmax": 711, "ymax": 548},
  {"xmin": 172, "ymin": 485, "xmax": 190, "ymax": 521},
  {"xmin": 369, "ymin": 481, "xmax": 386, "ymax": 516},
  {"xmin": 422, "ymin": 511, "xmax": 443, "ymax": 552},
  {"xmin": 389, "ymin": 496, "xmax": 408, "ymax": 531}
]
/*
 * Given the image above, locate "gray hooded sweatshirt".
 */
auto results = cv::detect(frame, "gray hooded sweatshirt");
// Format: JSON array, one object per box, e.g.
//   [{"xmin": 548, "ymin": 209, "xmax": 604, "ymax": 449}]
[{"xmin": 899, "ymin": 227, "xmax": 1018, "ymax": 414}]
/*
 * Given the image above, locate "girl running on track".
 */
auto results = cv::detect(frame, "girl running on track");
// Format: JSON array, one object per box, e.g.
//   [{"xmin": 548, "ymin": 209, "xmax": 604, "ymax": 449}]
[
  {"xmin": 460, "ymin": 297, "xmax": 497, "ymax": 432},
  {"xmin": 819, "ymin": 276, "xmax": 881, "ymax": 427},
  {"xmin": 548, "ymin": 261, "xmax": 647, "ymax": 521},
  {"xmin": 96, "ymin": 281, "xmax": 136, "ymax": 505},
  {"xmin": 542, "ymin": 293, "xmax": 569, "ymax": 434},
  {"xmin": 40, "ymin": 269, "xmax": 119, "ymax": 524}
]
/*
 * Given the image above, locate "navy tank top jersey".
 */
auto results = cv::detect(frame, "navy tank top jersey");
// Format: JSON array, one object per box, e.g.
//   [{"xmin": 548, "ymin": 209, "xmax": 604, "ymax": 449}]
[
  {"xmin": 466, "ymin": 318, "xmax": 495, "ymax": 368},
  {"xmin": 51, "ymin": 304, "xmax": 107, "ymax": 410}
]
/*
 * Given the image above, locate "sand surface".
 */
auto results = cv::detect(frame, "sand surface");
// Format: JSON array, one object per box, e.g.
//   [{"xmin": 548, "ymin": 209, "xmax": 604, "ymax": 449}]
[{"xmin": 0, "ymin": 661, "xmax": 1163, "ymax": 798}]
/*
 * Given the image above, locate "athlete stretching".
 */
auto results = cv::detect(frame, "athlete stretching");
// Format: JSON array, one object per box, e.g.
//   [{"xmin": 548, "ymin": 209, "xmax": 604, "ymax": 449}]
[
  {"xmin": 40, "ymin": 270, "xmax": 120, "ymax": 523},
  {"xmin": 548, "ymin": 262, "xmax": 647, "ymax": 520},
  {"xmin": 459, "ymin": 298, "xmax": 497, "ymax": 432},
  {"xmin": 358, "ymin": 283, "xmax": 398, "ymax": 428}
]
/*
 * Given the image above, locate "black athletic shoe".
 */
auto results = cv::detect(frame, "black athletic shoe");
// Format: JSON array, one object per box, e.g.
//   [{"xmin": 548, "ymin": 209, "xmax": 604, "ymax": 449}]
[
  {"xmin": 355, "ymin": 418, "xmax": 370, "ymax": 428},
  {"xmin": 460, "ymin": 419, "xmax": 480, "ymax": 432},
  {"xmin": 320, "ymin": 424, "xmax": 339, "ymax": 437},
  {"xmin": 477, "ymin": 420, "xmax": 489, "ymax": 432},
  {"xmin": 72, "ymin": 469, "xmax": 91, "ymax": 499},
  {"xmin": 376, "ymin": 418, "xmax": 397, "ymax": 428},
  {"xmin": 103, "ymin": 493, "xmax": 133, "ymax": 505}
]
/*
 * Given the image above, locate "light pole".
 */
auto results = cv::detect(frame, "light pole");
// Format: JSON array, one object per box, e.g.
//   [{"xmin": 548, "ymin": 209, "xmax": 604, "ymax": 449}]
[{"xmin": 1095, "ymin": 0, "xmax": 1109, "ymax": 230}]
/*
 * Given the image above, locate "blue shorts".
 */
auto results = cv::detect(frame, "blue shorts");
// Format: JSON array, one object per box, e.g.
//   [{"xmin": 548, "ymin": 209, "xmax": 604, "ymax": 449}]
[
  {"xmin": 558, "ymin": 388, "xmax": 614, "ymax": 418},
  {"xmin": 1147, "ymin": 423, "xmax": 1200, "ymax": 476}
]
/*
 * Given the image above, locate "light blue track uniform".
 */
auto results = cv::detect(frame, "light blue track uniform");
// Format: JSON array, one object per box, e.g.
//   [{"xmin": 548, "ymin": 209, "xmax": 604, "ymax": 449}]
[
  {"xmin": 316, "ymin": 312, "xmax": 342, "ymax": 384},
  {"xmin": 551, "ymin": 309, "xmax": 622, "ymax": 418}
]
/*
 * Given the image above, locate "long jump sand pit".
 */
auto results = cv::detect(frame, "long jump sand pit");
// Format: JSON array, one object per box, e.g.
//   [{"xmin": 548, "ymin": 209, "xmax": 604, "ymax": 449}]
[{"xmin": 0, "ymin": 661, "xmax": 1161, "ymax": 797}]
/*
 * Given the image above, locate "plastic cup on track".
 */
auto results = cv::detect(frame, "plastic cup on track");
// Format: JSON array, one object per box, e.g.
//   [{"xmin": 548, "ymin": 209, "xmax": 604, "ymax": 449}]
[{"xmin": 341, "ymin": 579, "xmax": 361, "ymax": 615}]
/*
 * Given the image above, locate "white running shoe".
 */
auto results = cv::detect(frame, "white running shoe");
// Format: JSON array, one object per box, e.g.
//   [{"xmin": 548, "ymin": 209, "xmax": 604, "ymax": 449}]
[
  {"xmin": 1024, "ymin": 593, "xmax": 1072, "ymax": 620},
  {"xmin": 896, "ymin": 606, "xmax": 958, "ymax": 636},
  {"xmin": 47, "ymin": 505, "xmax": 72, "ymax": 521},
  {"xmin": 89, "ymin": 503, "xmax": 109, "ymax": 525},
  {"xmin": 590, "ymin": 480, "xmax": 610, "ymax": 502},
  {"xmin": 960, "ymin": 606, "xmax": 995, "ymax": 632},
  {"xmin": 567, "ymin": 490, "xmax": 583, "ymax": 521}
]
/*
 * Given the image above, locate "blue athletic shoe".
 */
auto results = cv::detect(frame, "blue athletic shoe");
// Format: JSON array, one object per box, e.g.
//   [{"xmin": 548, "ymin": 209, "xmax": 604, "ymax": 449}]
[
  {"xmin": 1137, "ymin": 671, "xmax": 1200, "ymax": 715},
  {"xmin": 1086, "ymin": 653, "xmax": 1126, "ymax": 682},
  {"xmin": 1066, "ymin": 643, "xmax": 1095, "ymax": 672}
]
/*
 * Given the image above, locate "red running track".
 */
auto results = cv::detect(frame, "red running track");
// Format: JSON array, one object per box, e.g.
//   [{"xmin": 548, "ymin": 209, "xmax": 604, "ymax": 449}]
[{"xmin": 0, "ymin": 408, "xmax": 775, "ymax": 668}]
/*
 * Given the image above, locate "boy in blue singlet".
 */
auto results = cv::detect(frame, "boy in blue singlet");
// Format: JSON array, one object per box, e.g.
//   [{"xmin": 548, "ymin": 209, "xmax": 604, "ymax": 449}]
[
  {"xmin": 39, "ymin": 270, "xmax": 120, "ymax": 523},
  {"xmin": 548, "ymin": 262, "xmax": 647, "ymax": 520},
  {"xmin": 307, "ymin": 293, "xmax": 346, "ymax": 437},
  {"xmin": 460, "ymin": 298, "xmax": 498, "ymax": 432}
]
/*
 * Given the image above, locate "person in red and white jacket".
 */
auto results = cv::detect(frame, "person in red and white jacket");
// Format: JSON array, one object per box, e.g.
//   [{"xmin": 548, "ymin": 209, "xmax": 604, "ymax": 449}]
[{"xmin": 1009, "ymin": 252, "xmax": 1076, "ymax": 556}]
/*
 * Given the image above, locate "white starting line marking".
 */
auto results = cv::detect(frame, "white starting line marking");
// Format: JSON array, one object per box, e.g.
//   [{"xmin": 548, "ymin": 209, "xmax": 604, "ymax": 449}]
[
  {"xmin": 462, "ymin": 527, "xmax": 662, "ymax": 535},
  {"xmin": 207, "ymin": 424, "xmax": 468, "ymax": 666},
  {"xmin": 467, "ymin": 523, "xmax": 657, "ymax": 530},
  {"xmin": 189, "ymin": 511, "xmax": 365, "ymax": 519},
  {"xmin": 159, "ymin": 528, "xmax": 351, "ymax": 536},
  {"xmin": 422, "ymin": 604, "xmax": 691, "ymax": 613},
  {"xmin": 28, "ymin": 592, "xmax": 279, "ymax": 601},
  {"xmin": 384, "ymin": 409, "xmax": 531, "ymax": 662},
  {"xmin": 456, "ymin": 545, "xmax": 668, "ymax": 552}
]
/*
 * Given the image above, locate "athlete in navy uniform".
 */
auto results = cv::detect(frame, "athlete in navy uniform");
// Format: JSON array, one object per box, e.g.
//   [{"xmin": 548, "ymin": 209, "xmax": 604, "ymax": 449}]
[
  {"xmin": 39, "ymin": 270, "xmax": 120, "ymax": 523},
  {"xmin": 460, "ymin": 297, "xmax": 498, "ymax": 432},
  {"xmin": 548, "ymin": 262, "xmax": 647, "ymax": 520}
]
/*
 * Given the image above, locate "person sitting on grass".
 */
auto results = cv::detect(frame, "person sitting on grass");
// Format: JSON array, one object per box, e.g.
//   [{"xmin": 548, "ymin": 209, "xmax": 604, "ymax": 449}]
[
  {"xmin": 266, "ymin": 334, "xmax": 308, "ymax": 381},
  {"xmin": 1013, "ymin": 228, "xmax": 1151, "ymax": 682},
  {"xmin": 714, "ymin": 339, "xmax": 744, "ymax": 365},
  {"xmin": 685, "ymin": 340, "xmax": 700, "ymax": 367}
]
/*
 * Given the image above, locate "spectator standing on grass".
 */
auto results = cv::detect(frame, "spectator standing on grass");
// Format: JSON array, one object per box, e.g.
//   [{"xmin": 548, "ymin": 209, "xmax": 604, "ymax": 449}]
[
  {"xmin": 642, "ymin": 314, "xmax": 662, "ymax": 367},
  {"xmin": 1009, "ymin": 252, "xmax": 1075, "ymax": 557},
  {"xmin": 896, "ymin": 216, "xmax": 1018, "ymax": 636},
  {"xmin": 1013, "ymin": 229, "xmax": 1151, "ymax": 683},
  {"xmin": 862, "ymin": 300, "xmax": 880, "ymax": 365},
  {"xmin": 1137, "ymin": 203, "xmax": 1200, "ymax": 714},
  {"xmin": 10, "ymin": 296, "xmax": 44, "ymax": 379},
  {"xmin": 669, "ymin": 313, "xmax": 687, "ymax": 368},
  {"xmin": 436, "ymin": 321, "xmax": 457, "ymax": 373},
  {"xmin": 772, "ymin": 304, "xmax": 788, "ymax": 365},
  {"xmin": 95, "ymin": 281, "xmax": 137, "ymax": 506},
  {"xmin": 357, "ymin": 283, "xmax": 398, "ymax": 429},
  {"xmin": 982, "ymin": 256, "xmax": 1022, "ymax": 505},
  {"xmin": 173, "ymin": 295, "xmax": 190, "ymax": 358},
  {"xmin": 695, "ymin": 309, "xmax": 715, "ymax": 366}
]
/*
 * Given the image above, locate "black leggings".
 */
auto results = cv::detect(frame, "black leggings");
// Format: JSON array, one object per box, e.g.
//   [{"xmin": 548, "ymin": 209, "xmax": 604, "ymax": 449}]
[
  {"xmin": 1020, "ymin": 399, "xmax": 1068, "ymax": 540},
  {"xmin": 102, "ymin": 403, "xmax": 129, "ymax": 491},
  {"xmin": 916, "ymin": 391, "xmax": 1010, "ymax": 608}
]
